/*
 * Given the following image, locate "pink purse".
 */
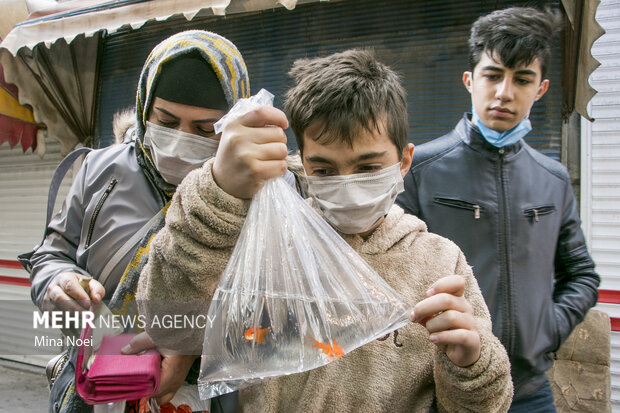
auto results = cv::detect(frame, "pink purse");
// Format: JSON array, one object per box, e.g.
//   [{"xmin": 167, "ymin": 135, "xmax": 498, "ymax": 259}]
[{"xmin": 75, "ymin": 324, "xmax": 161, "ymax": 405}]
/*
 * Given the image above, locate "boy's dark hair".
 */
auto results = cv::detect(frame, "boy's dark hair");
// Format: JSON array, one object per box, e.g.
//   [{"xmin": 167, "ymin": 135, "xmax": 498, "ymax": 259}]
[
  {"xmin": 285, "ymin": 49, "xmax": 407, "ymax": 157},
  {"xmin": 469, "ymin": 7, "xmax": 561, "ymax": 78}
]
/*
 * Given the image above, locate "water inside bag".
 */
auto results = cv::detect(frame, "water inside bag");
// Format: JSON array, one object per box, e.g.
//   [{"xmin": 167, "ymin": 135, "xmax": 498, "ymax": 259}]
[{"xmin": 198, "ymin": 177, "xmax": 410, "ymax": 399}]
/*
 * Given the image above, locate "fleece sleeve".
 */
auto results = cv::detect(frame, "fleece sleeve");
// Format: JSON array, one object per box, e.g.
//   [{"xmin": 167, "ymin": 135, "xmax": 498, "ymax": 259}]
[
  {"xmin": 136, "ymin": 159, "xmax": 249, "ymax": 352},
  {"xmin": 434, "ymin": 251, "xmax": 513, "ymax": 413}
]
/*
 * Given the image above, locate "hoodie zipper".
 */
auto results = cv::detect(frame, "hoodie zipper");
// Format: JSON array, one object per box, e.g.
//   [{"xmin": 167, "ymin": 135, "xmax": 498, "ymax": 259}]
[
  {"xmin": 433, "ymin": 197, "xmax": 481, "ymax": 219},
  {"xmin": 85, "ymin": 178, "xmax": 117, "ymax": 248},
  {"xmin": 523, "ymin": 205, "xmax": 555, "ymax": 222},
  {"xmin": 497, "ymin": 148, "xmax": 514, "ymax": 356}
]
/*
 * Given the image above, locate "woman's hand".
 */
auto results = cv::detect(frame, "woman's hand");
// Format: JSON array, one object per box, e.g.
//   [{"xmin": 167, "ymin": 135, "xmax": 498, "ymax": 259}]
[
  {"xmin": 410, "ymin": 275, "xmax": 481, "ymax": 367},
  {"xmin": 42, "ymin": 272, "xmax": 104, "ymax": 312}
]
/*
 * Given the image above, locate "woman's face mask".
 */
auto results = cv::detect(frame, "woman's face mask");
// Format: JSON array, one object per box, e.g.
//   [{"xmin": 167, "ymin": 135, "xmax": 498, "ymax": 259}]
[
  {"xmin": 305, "ymin": 162, "xmax": 405, "ymax": 234},
  {"xmin": 143, "ymin": 121, "xmax": 219, "ymax": 185}
]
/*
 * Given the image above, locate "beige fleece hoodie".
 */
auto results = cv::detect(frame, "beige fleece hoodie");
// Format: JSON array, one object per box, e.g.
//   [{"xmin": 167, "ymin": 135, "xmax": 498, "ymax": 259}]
[{"xmin": 137, "ymin": 159, "xmax": 513, "ymax": 412}]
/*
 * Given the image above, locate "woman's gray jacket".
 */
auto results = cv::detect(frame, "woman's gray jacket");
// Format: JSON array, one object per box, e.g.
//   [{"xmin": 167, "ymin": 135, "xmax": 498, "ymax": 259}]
[{"xmin": 29, "ymin": 140, "xmax": 166, "ymax": 308}]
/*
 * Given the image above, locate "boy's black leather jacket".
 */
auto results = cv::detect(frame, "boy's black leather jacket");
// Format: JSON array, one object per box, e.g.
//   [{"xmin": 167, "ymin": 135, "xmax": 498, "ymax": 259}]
[{"xmin": 396, "ymin": 114, "xmax": 600, "ymax": 399}]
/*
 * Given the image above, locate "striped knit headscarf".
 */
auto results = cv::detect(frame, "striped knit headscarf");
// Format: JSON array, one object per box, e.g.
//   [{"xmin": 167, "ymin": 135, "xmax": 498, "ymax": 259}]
[{"xmin": 135, "ymin": 30, "xmax": 250, "ymax": 194}]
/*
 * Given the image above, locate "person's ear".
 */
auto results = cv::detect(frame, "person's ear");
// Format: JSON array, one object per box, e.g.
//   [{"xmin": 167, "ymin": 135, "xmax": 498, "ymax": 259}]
[
  {"xmin": 400, "ymin": 143, "xmax": 414, "ymax": 178},
  {"xmin": 534, "ymin": 79, "xmax": 550, "ymax": 102},
  {"xmin": 462, "ymin": 71, "xmax": 473, "ymax": 94}
]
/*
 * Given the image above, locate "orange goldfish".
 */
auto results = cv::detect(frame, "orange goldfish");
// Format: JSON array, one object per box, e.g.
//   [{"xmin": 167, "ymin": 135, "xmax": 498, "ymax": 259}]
[
  {"xmin": 308, "ymin": 337, "xmax": 345, "ymax": 360},
  {"xmin": 244, "ymin": 326, "xmax": 271, "ymax": 344}
]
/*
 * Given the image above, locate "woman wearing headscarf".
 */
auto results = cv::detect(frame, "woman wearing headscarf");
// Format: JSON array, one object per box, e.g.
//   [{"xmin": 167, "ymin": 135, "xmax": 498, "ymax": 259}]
[{"xmin": 27, "ymin": 30, "xmax": 267, "ymax": 413}]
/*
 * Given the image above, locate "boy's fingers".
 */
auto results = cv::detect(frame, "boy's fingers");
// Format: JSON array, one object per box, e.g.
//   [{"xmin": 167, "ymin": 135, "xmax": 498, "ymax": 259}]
[
  {"xmin": 155, "ymin": 392, "xmax": 175, "ymax": 406},
  {"xmin": 252, "ymin": 159, "xmax": 289, "ymax": 181},
  {"xmin": 253, "ymin": 142, "xmax": 289, "ymax": 161},
  {"xmin": 424, "ymin": 309, "xmax": 476, "ymax": 334},
  {"xmin": 412, "ymin": 293, "xmax": 471, "ymax": 323},
  {"xmin": 245, "ymin": 125, "xmax": 288, "ymax": 145},
  {"xmin": 426, "ymin": 275, "xmax": 466, "ymax": 297},
  {"xmin": 153, "ymin": 355, "xmax": 196, "ymax": 404},
  {"xmin": 222, "ymin": 125, "xmax": 286, "ymax": 149},
  {"xmin": 238, "ymin": 106, "xmax": 289, "ymax": 130},
  {"xmin": 121, "ymin": 331, "xmax": 155, "ymax": 354},
  {"xmin": 429, "ymin": 328, "xmax": 478, "ymax": 348},
  {"xmin": 429, "ymin": 329, "xmax": 481, "ymax": 367}
]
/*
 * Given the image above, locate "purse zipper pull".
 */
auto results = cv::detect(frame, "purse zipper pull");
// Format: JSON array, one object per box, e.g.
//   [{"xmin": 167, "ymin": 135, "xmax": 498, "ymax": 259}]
[
  {"xmin": 474, "ymin": 205, "xmax": 481, "ymax": 220},
  {"xmin": 534, "ymin": 209, "xmax": 539, "ymax": 222}
]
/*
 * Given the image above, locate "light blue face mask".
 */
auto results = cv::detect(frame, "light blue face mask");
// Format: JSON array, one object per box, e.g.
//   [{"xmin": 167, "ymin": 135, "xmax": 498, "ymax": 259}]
[{"xmin": 471, "ymin": 107, "xmax": 532, "ymax": 148}]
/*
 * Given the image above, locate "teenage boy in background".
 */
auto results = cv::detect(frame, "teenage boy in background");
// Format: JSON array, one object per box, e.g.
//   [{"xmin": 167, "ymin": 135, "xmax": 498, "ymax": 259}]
[
  {"xmin": 396, "ymin": 7, "xmax": 600, "ymax": 412},
  {"xmin": 136, "ymin": 49, "xmax": 513, "ymax": 412}
]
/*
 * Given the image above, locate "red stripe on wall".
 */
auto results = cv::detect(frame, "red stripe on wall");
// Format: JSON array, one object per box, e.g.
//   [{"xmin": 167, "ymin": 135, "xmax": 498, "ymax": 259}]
[
  {"xmin": 0, "ymin": 275, "xmax": 30, "ymax": 287},
  {"xmin": 598, "ymin": 289, "xmax": 620, "ymax": 305},
  {"xmin": 610, "ymin": 317, "xmax": 620, "ymax": 332},
  {"xmin": 0, "ymin": 259, "xmax": 24, "ymax": 270}
]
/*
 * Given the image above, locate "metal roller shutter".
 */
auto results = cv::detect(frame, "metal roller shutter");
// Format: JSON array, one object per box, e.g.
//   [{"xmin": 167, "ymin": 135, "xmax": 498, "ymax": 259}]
[
  {"xmin": 95, "ymin": 0, "xmax": 563, "ymax": 160},
  {"xmin": 587, "ymin": 0, "xmax": 620, "ymax": 408},
  {"xmin": 0, "ymin": 139, "xmax": 73, "ymax": 366}
]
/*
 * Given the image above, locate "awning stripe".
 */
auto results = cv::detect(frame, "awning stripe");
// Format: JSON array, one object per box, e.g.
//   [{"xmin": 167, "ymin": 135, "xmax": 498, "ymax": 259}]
[
  {"xmin": 0, "ymin": 275, "xmax": 30, "ymax": 287},
  {"xmin": 0, "ymin": 260, "xmax": 25, "ymax": 270},
  {"xmin": 0, "ymin": 114, "xmax": 39, "ymax": 151},
  {"xmin": 599, "ymin": 289, "xmax": 620, "ymax": 305},
  {"xmin": 0, "ymin": 86, "xmax": 35, "ymax": 123},
  {"xmin": 16, "ymin": 0, "xmax": 151, "ymax": 28},
  {"xmin": 0, "ymin": 64, "xmax": 18, "ymax": 98}
]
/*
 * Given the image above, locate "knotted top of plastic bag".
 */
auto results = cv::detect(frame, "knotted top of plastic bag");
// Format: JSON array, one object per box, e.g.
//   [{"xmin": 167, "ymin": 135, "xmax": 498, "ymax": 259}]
[
  {"xmin": 199, "ymin": 89, "xmax": 411, "ymax": 399},
  {"xmin": 213, "ymin": 88, "xmax": 274, "ymax": 134}
]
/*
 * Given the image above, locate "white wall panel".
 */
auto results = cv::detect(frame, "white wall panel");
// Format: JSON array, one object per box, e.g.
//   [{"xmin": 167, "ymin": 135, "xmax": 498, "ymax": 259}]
[
  {"xmin": 0, "ymin": 140, "xmax": 74, "ymax": 262},
  {"xmin": 0, "ymin": 141, "xmax": 75, "ymax": 366},
  {"xmin": 611, "ymin": 332, "xmax": 620, "ymax": 412},
  {"xmin": 585, "ymin": 0, "xmax": 620, "ymax": 408}
]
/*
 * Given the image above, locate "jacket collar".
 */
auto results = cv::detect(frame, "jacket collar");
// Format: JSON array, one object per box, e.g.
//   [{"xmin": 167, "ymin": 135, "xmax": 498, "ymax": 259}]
[{"xmin": 455, "ymin": 113, "xmax": 523, "ymax": 157}]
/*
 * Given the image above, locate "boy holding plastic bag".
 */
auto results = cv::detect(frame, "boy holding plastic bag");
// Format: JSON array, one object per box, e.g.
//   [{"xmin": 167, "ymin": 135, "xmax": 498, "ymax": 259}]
[{"xmin": 136, "ymin": 49, "xmax": 512, "ymax": 412}]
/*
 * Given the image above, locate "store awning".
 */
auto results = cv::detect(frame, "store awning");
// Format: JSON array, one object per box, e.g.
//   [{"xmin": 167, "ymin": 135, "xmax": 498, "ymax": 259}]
[
  {"xmin": 561, "ymin": 0, "xmax": 605, "ymax": 121},
  {"xmin": 0, "ymin": 0, "xmax": 606, "ymax": 155},
  {"xmin": 0, "ymin": 63, "xmax": 39, "ymax": 152},
  {"xmin": 0, "ymin": 0, "xmax": 304, "ymax": 55},
  {"xmin": 0, "ymin": 0, "xmax": 307, "ymax": 155}
]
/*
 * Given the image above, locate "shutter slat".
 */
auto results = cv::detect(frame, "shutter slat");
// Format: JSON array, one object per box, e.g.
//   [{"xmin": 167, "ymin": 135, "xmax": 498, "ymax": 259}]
[{"xmin": 96, "ymin": 0, "xmax": 562, "ymax": 160}]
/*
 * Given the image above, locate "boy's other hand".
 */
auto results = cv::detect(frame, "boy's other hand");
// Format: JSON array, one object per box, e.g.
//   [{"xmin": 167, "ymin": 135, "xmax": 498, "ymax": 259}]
[
  {"xmin": 213, "ymin": 106, "xmax": 289, "ymax": 199},
  {"xmin": 410, "ymin": 275, "xmax": 481, "ymax": 368},
  {"xmin": 122, "ymin": 331, "xmax": 199, "ymax": 405}
]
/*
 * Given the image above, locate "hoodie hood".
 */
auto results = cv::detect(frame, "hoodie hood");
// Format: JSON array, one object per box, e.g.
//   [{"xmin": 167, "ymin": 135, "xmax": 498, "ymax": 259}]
[
  {"xmin": 341, "ymin": 205, "xmax": 428, "ymax": 255},
  {"xmin": 113, "ymin": 108, "xmax": 137, "ymax": 144}
]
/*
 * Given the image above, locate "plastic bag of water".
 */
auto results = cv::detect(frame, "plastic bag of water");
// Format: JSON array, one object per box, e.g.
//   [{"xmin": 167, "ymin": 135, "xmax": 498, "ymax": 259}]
[{"xmin": 198, "ymin": 89, "xmax": 411, "ymax": 399}]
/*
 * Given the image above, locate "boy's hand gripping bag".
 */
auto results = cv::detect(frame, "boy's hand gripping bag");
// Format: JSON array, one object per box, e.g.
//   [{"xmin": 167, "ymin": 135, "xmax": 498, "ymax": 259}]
[{"xmin": 198, "ymin": 89, "xmax": 411, "ymax": 399}]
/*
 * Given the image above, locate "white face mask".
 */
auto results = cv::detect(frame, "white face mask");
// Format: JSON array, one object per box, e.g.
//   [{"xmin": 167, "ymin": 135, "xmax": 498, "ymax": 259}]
[
  {"xmin": 305, "ymin": 162, "xmax": 404, "ymax": 234},
  {"xmin": 143, "ymin": 121, "xmax": 219, "ymax": 185}
]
